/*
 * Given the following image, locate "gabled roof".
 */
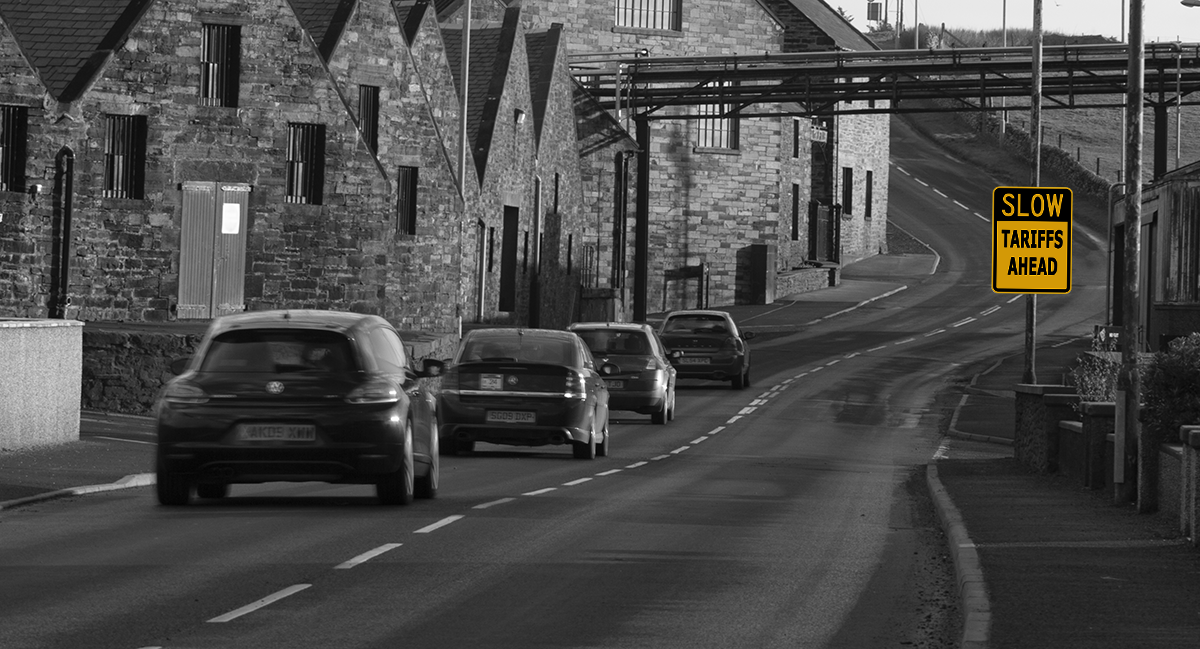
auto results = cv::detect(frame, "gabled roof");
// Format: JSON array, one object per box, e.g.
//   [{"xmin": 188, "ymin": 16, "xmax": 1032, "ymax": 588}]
[
  {"xmin": 393, "ymin": 0, "xmax": 430, "ymax": 45},
  {"xmin": 288, "ymin": 0, "xmax": 357, "ymax": 61},
  {"xmin": 0, "ymin": 0, "xmax": 155, "ymax": 102},
  {"xmin": 784, "ymin": 0, "xmax": 877, "ymax": 51},
  {"xmin": 524, "ymin": 25, "xmax": 561, "ymax": 146},
  {"xmin": 443, "ymin": 6, "xmax": 519, "ymax": 183}
]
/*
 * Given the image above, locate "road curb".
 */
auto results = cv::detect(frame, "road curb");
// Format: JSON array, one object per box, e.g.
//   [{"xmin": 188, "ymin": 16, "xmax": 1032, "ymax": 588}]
[
  {"xmin": 0, "ymin": 473, "xmax": 155, "ymax": 511},
  {"xmin": 926, "ymin": 461, "xmax": 991, "ymax": 649}
]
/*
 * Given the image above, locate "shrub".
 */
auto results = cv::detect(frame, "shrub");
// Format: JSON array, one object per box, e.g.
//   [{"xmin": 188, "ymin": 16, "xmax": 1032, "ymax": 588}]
[
  {"xmin": 1140, "ymin": 332, "xmax": 1200, "ymax": 446},
  {"xmin": 1068, "ymin": 334, "xmax": 1120, "ymax": 411}
]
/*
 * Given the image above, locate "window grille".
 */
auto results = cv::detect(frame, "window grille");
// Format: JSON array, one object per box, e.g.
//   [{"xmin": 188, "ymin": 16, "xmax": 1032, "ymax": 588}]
[
  {"xmin": 103, "ymin": 115, "xmax": 147, "ymax": 199},
  {"xmin": 615, "ymin": 0, "xmax": 682, "ymax": 30},
  {"xmin": 0, "ymin": 105, "xmax": 27, "ymax": 192},
  {"xmin": 695, "ymin": 82, "xmax": 738, "ymax": 149},
  {"xmin": 200, "ymin": 24, "xmax": 241, "ymax": 107},
  {"xmin": 286, "ymin": 123, "xmax": 325, "ymax": 205},
  {"xmin": 581, "ymin": 243, "xmax": 598, "ymax": 288},
  {"xmin": 360, "ymin": 85, "xmax": 380, "ymax": 153},
  {"xmin": 397, "ymin": 166, "xmax": 418, "ymax": 235}
]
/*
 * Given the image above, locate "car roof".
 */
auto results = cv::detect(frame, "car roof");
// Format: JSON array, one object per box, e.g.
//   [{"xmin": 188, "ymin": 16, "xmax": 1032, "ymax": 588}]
[
  {"xmin": 207, "ymin": 309, "xmax": 390, "ymax": 336},
  {"xmin": 663, "ymin": 309, "xmax": 733, "ymax": 319},
  {"xmin": 568, "ymin": 322, "xmax": 653, "ymax": 332},
  {"xmin": 466, "ymin": 327, "xmax": 580, "ymax": 341}
]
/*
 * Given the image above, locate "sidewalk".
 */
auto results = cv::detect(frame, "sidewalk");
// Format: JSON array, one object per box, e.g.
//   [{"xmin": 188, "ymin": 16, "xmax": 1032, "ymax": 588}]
[{"xmin": 2, "ymin": 250, "xmax": 1197, "ymax": 648}]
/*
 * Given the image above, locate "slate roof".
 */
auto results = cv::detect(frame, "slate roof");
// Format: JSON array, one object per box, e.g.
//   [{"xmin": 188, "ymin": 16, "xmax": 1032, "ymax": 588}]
[
  {"xmin": 785, "ymin": 0, "xmax": 878, "ymax": 51},
  {"xmin": 444, "ymin": 12, "xmax": 517, "ymax": 182},
  {"xmin": 524, "ymin": 25, "xmax": 559, "ymax": 145},
  {"xmin": 0, "ymin": 0, "xmax": 154, "ymax": 102},
  {"xmin": 287, "ymin": 0, "xmax": 357, "ymax": 61}
]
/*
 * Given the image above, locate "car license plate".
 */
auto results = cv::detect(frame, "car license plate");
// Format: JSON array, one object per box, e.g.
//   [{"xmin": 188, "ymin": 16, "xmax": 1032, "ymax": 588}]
[
  {"xmin": 604, "ymin": 379, "xmax": 625, "ymax": 389},
  {"xmin": 236, "ymin": 423, "xmax": 317, "ymax": 442},
  {"xmin": 679, "ymin": 357, "xmax": 711, "ymax": 364},
  {"xmin": 485, "ymin": 410, "xmax": 535, "ymax": 424},
  {"xmin": 480, "ymin": 373, "xmax": 504, "ymax": 390}
]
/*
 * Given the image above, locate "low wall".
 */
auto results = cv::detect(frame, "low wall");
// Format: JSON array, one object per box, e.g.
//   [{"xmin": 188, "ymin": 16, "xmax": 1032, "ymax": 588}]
[
  {"xmin": 82, "ymin": 323, "xmax": 459, "ymax": 416},
  {"xmin": 0, "ymin": 319, "xmax": 83, "ymax": 449},
  {"xmin": 776, "ymin": 266, "xmax": 838, "ymax": 298},
  {"xmin": 1014, "ymin": 384, "xmax": 1078, "ymax": 472}
]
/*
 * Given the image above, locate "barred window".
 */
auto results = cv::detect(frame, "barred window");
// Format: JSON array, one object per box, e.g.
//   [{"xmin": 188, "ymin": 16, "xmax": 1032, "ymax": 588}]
[
  {"xmin": 397, "ymin": 166, "xmax": 418, "ymax": 235},
  {"xmin": 695, "ymin": 82, "xmax": 738, "ymax": 149},
  {"xmin": 615, "ymin": 0, "xmax": 682, "ymax": 30},
  {"xmin": 0, "ymin": 105, "xmax": 28, "ymax": 192},
  {"xmin": 200, "ymin": 24, "xmax": 241, "ymax": 107},
  {"xmin": 103, "ymin": 115, "xmax": 147, "ymax": 199},
  {"xmin": 842, "ymin": 167, "xmax": 854, "ymax": 214},
  {"xmin": 791, "ymin": 183, "xmax": 801, "ymax": 241},
  {"xmin": 286, "ymin": 123, "xmax": 325, "ymax": 205},
  {"xmin": 360, "ymin": 85, "xmax": 380, "ymax": 153}
]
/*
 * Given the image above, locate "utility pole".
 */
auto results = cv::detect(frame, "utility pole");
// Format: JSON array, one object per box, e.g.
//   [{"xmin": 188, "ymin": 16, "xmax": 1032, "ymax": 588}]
[
  {"xmin": 1120, "ymin": 0, "xmax": 1151, "ymax": 511},
  {"xmin": 1024, "ymin": 0, "xmax": 1043, "ymax": 384}
]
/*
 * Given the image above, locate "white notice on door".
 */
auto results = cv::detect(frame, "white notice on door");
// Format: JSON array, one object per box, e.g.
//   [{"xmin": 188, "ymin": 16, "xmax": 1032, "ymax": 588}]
[{"xmin": 221, "ymin": 203, "xmax": 240, "ymax": 234}]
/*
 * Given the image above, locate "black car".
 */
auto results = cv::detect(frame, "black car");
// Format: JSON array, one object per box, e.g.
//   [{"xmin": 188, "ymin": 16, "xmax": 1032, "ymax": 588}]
[
  {"xmin": 569, "ymin": 321, "xmax": 677, "ymax": 424},
  {"xmin": 154, "ymin": 310, "xmax": 444, "ymax": 506},
  {"xmin": 437, "ymin": 328, "xmax": 613, "ymax": 459},
  {"xmin": 658, "ymin": 309, "xmax": 755, "ymax": 389}
]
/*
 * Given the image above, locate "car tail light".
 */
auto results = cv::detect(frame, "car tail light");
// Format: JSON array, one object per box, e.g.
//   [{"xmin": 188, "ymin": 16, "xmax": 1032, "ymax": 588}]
[
  {"xmin": 163, "ymin": 380, "xmax": 209, "ymax": 405},
  {"xmin": 565, "ymin": 370, "xmax": 587, "ymax": 400},
  {"xmin": 440, "ymin": 367, "xmax": 460, "ymax": 395},
  {"xmin": 721, "ymin": 336, "xmax": 743, "ymax": 352},
  {"xmin": 644, "ymin": 358, "xmax": 658, "ymax": 370},
  {"xmin": 345, "ymin": 378, "xmax": 400, "ymax": 404}
]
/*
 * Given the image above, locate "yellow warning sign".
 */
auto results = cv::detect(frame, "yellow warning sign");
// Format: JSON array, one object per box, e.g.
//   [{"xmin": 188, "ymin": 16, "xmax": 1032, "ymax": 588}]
[{"xmin": 992, "ymin": 186, "xmax": 1072, "ymax": 294}]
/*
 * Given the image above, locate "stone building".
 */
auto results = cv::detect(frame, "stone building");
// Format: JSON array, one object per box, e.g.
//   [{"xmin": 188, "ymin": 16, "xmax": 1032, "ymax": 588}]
[{"xmin": 0, "ymin": 0, "xmax": 600, "ymax": 332}]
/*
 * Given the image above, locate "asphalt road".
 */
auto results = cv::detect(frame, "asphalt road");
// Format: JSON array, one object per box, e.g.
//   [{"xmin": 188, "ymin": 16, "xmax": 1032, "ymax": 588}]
[{"xmin": 0, "ymin": 115, "xmax": 1109, "ymax": 649}]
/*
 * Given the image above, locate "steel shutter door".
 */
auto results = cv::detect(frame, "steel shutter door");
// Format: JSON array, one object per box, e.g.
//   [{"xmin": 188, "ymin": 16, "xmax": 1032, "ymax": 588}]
[
  {"xmin": 178, "ymin": 181, "xmax": 217, "ymax": 319},
  {"xmin": 214, "ymin": 184, "xmax": 250, "ymax": 316}
]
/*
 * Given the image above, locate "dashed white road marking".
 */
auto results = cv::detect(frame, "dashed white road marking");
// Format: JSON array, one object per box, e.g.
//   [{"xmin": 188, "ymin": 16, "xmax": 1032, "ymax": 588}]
[
  {"xmin": 980, "ymin": 306, "xmax": 1001, "ymax": 316},
  {"xmin": 670, "ymin": 446, "xmax": 690, "ymax": 454},
  {"xmin": 92, "ymin": 436, "xmax": 155, "ymax": 445},
  {"xmin": 1007, "ymin": 295, "xmax": 1023, "ymax": 303},
  {"xmin": 810, "ymin": 366, "xmax": 824, "ymax": 372},
  {"xmin": 707, "ymin": 426, "xmax": 726, "ymax": 435},
  {"xmin": 825, "ymin": 359, "xmax": 840, "ymax": 366},
  {"xmin": 915, "ymin": 178, "xmax": 929, "ymax": 186},
  {"xmin": 952, "ymin": 317, "xmax": 977, "ymax": 327},
  {"xmin": 415, "ymin": 515, "xmax": 465, "ymax": 533},
  {"xmin": 563, "ymin": 477, "xmax": 593, "ymax": 486},
  {"xmin": 845, "ymin": 352, "xmax": 860, "ymax": 358},
  {"xmin": 625, "ymin": 461, "xmax": 648, "ymax": 468},
  {"xmin": 523, "ymin": 487, "xmax": 558, "ymax": 496},
  {"xmin": 953, "ymin": 200, "xmax": 969, "ymax": 210},
  {"xmin": 651, "ymin": 454, "xmax": 670, "ymax": 461},
  {"xmin": 725, "ymin": 415, "xmax": 743, "ymax": 424},
  {"xmin": 474, "ymin": 498, "xmax": 515, "ymax": 509},
  {"xmin": 596, "ymin": 469, "xmax": 623, "ymax": 476},
  {"xmin": 924, "ymin": 329, "xmax": 946, "ymax": 337},
  {"xmin": 867, "ymin": 345, "xmax": 887, "ymax": 353},
  {"xmin": 896, "ymin": 165, "xmax": 910, "ymax": 175},
  {"xmin": 738, "ymin": 406, "xmax": 757, "ymax": 415},
  {"xmin": 208, "ymin": 584, "xmax": 311, "ymax": 623},
  {"xmin": 894, "ymin": 338, "xmax": 916, "ymax": 345},
  {"xmin": 973, "ymin": 212, "xmax": 988, "ymax": 222},
  {"xmin": 691, "ymin": 436, "xmax": 709, "ymax": 444},
  {"xmin": 335, "ymin": 543, "xmax": 403, "ymax": 570},
  {"xmin": 933, "ymin": 188, "xmax": 948, "ymax": 198}
]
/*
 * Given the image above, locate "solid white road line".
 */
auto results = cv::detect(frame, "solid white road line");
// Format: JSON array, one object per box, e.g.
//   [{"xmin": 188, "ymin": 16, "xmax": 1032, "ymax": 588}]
[
  {"xmin": 208, "ymin": 584, "xmax": 311, "ymax": 623},
  {"xmin": 474, "ymin": 497, "xmax": 515, "ymax": 509},
  {"xmin": 335, "ymin": 543, "xmax": 403, "ymax": 570},
  {"xmin": 414, "ymin": 515, "xmax": 465, "ymax": 533}
]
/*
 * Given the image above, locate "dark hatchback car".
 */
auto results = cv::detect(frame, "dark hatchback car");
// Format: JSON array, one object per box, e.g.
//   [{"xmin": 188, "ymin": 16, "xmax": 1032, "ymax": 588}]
[
  {"xmin": 568, "ymin": 321, "xmax": 676, "ymax": 424},
  {"xmin": 154, "ymin": 310, "xmax": 444, "ymax": 506},
  {"xmin": 658, "ymin": 309, "xmax": 755, "ymax": 389},
  {"xmin": 437, "ymin": 328, "xmax": 612, "ymax": 459}
]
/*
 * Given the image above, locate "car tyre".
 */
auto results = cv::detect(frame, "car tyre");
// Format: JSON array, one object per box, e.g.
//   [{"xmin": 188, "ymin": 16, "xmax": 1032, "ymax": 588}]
[
  {"xmin": 573, "ymin": 429, "xmax": 597, "ymax": 460},
  {"xmin": 651, "ymin": 400, "xmax": 667, "ymax": 425},
  {"xmin": 732, "ymin": 372, "xmax": 746, "ymax": 390},
  {"xmin": 377, "ymin": 425, "xmax": 415, "ymax": 506},
  {"xmin": 156, "ymin": 467, "xmax": 191, "ymax": 506},
  {"xmin": 597, "ymin": 423, "xmax": 611, "ymax": 457},
  {"xmin": 196, "ymin": 483, "xmax": 229, "ymax": 499},
  {"xmin": 416, "ymin": 427, "xmax": 439, "ymax": 499},
  {"xmin": 667, "ymin": 388, "xmax": 676, "ymax": 421},
  {"xmin": 742, "ymin": 368, "xmax": 751, "ymax": 388}
]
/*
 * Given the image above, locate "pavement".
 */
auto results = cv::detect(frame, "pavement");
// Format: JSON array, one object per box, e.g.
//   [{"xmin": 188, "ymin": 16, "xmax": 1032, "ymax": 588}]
[{"xmin": 3, "ymin": 250, "xmax": 1199, "ymax": 647}]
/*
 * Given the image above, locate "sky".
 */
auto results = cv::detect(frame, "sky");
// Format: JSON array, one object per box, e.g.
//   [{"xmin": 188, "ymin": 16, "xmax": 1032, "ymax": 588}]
[{"xmin": 849, "ymin": 0, "xmax": 1200, "ymax": 43}]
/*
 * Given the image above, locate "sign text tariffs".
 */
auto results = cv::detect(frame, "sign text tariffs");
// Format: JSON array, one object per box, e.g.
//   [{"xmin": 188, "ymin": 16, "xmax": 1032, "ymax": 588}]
[{"xmin": 991, "ymin": 186, "xmax": 1072, "ymax": 294}]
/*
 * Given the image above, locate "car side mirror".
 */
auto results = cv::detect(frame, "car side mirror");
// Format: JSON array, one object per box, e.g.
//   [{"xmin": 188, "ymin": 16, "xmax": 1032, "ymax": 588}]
[
  {"xmin": 742, "ymin": 330, "xmax": 756, "ymax": 340},
  {"xmin": 419, "ymin": 358, "xmax": 445, "ymax": 378},
  {"xmin": 168, "ymin": 356, "xmax": 191, "ymax": 375}
]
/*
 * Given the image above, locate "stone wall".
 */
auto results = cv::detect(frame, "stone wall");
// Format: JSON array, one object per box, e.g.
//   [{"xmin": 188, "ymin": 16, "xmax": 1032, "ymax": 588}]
[{"xmin": 775, "ymin": 266, "xmax": 837, "ymax": 297}]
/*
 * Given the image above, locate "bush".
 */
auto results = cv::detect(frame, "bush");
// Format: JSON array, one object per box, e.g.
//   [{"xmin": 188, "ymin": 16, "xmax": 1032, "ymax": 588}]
[{"xmin": 1140, "ymin": 332, "xmax": 1200, "ymax": 446}]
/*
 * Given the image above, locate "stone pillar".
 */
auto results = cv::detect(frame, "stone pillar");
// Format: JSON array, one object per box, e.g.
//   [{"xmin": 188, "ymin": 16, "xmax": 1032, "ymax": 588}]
[{"xmin": 1181, "ymin": 425, "xmax": 1200, "ymax": 547}]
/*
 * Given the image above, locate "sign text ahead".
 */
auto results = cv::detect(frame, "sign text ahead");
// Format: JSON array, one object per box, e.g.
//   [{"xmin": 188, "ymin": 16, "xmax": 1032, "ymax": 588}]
[{"xmin": 991, "ymin": 186, "xmax": 1072, "ymax": 294}]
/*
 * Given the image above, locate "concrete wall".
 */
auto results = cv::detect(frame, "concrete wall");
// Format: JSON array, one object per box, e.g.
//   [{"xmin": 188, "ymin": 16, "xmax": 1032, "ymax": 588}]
[{"xmin": 0, "ymin": 319, "xmax": 82, "ymax": 449}]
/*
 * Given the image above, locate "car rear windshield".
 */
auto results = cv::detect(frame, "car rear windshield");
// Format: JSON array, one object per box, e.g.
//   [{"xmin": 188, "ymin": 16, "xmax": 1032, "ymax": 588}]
[
  {"xmin": 575, "ymin": 330, "xmax": 650, "ymax": 356},
  {"xmin": 663, "ymin": 315, "xmax": 729, "ymax": 334},
  {"xmin": 199, "ymin": 329, "xmax": 358, "ymax": 374},
  {"xmin": 459, "ymin": 338, "xmax": 576, "ymax": 365}
]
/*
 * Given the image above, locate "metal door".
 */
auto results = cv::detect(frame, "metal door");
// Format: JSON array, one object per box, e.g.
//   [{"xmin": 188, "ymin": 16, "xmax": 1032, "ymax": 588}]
[{"xmin": 178, "ymin": 181, "xmax": 249, "ymax": 319}]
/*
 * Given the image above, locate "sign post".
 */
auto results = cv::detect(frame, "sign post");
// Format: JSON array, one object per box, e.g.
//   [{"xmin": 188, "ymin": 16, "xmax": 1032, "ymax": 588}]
[{"xmin": 991, "ymin": 186, "xmax": 1073, "ymax": 294}]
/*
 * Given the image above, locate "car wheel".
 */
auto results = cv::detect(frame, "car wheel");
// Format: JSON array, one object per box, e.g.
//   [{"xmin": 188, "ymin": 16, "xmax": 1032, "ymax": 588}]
[
  {"xmin": 743, "ymin": 368, "xmax": 751, "ymax": 388},
  {"xmin": 377, "ymin": 424, "xmax": 415, "ymax": 506},
  {"xmin": 667, "ymin": 388, "xmax": 676, "ymax": 421},
  {"xmin": 196, "ymin": 483, "xmax": 229, "ymax": 499},
  {"xmin": 156, "ymin": 467, "xmax": 191, "ymax": 506},
  {"xmin": 573, "ymin": 427, "xmax": 597, "ymax": 460},
  {"xmin": 732, "ymin": 372, "xmax": 745, "ymax": 390},
  {"xmin": 416, "ymin": 427, "xmax": 439, "ymax": 500},
  {"xmin": 597, "ymin": 422, "xmax": 611, "ymax": 457},
  {"xmin": 652, "ymin": 399, "xmax": 667, "ymax": 425}
]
